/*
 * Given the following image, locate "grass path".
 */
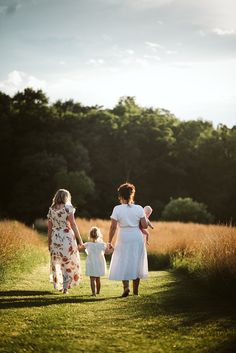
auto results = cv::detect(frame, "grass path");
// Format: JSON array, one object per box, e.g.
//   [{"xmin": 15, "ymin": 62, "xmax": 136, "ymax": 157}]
[{"xmin": 0, "ymin": 255, "xmax": 236, "ymax": 353}]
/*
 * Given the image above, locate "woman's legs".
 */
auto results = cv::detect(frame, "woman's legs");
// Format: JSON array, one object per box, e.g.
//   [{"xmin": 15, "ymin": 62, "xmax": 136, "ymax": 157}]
[
  {"xmin": 122, "ymin": 280, "xmax": 130, "ymax": 297},
  {"xmin": 133, "ymin": 278, "xmax": 140, "ymax": 295},
  {"xmin": 96, "ymin": 277, "xmax": 101, "ymax": 294}
]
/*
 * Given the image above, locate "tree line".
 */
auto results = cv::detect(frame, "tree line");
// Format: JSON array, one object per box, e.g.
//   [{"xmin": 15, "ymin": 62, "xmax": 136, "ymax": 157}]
[{"xmin": 0, "ymin": 88, "xmax": 235, "ymax": 224}]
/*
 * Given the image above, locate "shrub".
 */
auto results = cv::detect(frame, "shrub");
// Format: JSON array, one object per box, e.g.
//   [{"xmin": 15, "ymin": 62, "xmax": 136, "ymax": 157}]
[
  {"xmin": 148, "ymin": 252, "xmax": 171, "ymax": 270},
  {"xmin": 162, "ymin": 197, "xmax": 214, "ymax": 224}
]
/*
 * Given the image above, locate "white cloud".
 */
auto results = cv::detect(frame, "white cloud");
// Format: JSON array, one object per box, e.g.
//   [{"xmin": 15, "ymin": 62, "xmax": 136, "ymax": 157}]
[
  {"xmin": 0, "ymin": 70, "xmax": 46, "ymax": 95},
  {"xmin": 126, "ymin": 49, "xmax": 135, "ymax": 55},
  {"xmin": 212, "ymin": 28, "xmax": 236, "ymax": 36},
  {"xmin": 145, "ymin": 41, "xmax": 164, "ymax": 51},
  {"xmin": 87, "ymin": 59, "xmax": 105, "ymax": 66},
  {"xmin": 120, "ymin": 56, "xmax": 149, "ymax": 67},
  {"xmin": 166, "ymin": 50, "xmax": 177, "ymax": 55},
  {"xmin": 144, "ymin": 55, "xmax": 161, "ymax": 61}
]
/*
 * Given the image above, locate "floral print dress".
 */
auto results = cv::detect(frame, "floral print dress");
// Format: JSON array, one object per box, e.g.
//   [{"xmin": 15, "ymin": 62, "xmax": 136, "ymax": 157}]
[{"xmin": 47, "ymin": 204, "xmax": 81, "ymax": 290}]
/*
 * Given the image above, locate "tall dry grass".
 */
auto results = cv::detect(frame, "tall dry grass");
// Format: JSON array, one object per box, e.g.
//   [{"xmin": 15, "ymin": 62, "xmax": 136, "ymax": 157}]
[
  {"xmin": 76, "ymin": 218, "xmax": 236, "ymax": 278},
  {"xmin": 34, "ymin": 217, "xmax": 236, "ymax": 281},
  {"xmin": 0, "ymin": 220, "xmax": 47, "ymax": 281}
]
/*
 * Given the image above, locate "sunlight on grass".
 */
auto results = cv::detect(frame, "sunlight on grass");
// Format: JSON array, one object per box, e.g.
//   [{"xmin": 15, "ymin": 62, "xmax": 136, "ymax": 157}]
[{"xmin": 0, "ymin": 220, "xmax": 47, "ymax": 282}]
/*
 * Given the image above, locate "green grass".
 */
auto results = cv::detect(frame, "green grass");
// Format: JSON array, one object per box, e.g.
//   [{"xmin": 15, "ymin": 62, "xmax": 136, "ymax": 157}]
[
  {"xmin": 0, "ymin": 245, "xmax": 48, "ymax": 283},
  {"xmin": 1, "ymin": 253, "xmax": 236, "ymax": 353}
]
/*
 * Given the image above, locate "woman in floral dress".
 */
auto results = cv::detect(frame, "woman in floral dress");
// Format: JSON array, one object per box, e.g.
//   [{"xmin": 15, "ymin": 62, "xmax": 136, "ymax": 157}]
[{"xmin": 47, "ymin": 189, "xmax": 83, "ymax": 294}]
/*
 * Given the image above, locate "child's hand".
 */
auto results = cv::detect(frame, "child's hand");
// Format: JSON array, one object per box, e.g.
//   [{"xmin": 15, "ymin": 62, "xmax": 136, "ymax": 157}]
[
  {"xmin": 107, "ymin": 243, "xmax": 113, "ymax": 250},
  {"xmin": 78, "ymin": 244, "xmax": 85, "ymax": 251},
  {"xmin": 106, "ymin": 243, "xmax": 114, "ymax": 254}
]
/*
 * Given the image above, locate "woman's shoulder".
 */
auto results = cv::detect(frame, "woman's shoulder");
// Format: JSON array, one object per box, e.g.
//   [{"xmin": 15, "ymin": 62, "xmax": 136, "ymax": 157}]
[
  {"xmin": 113, "ymin": 204, "xmax": 122, "ymax": 209},
  {"xmin": 65, "ymin": 203, "xmax": 75, "ymax": 214},
  {"xmin": 111, "ymin": 204, "xmax": 122, "ymax": 213},
  {"xmin": 134, "ymin": 204, "xmax": 143, "ymax": 209},
  {"xmin": 132, "ymin": 204, "xmax": 145, "ymax": 215}
]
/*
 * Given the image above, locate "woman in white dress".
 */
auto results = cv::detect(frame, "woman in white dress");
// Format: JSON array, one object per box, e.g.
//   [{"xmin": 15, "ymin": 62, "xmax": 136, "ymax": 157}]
[{"xmin": 108, "ymin": 183, "xmax": 148, "ymax": 297}]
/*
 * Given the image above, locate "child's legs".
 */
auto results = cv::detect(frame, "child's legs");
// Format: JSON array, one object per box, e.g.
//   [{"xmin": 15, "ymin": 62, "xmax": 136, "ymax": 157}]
[
  {"xmin": 90, "ymin": 276, "xmax": 96, "ymax": 295},
  {"xmin": 95, "ymin": 277, "xmax": 101, "ymax": 294}
]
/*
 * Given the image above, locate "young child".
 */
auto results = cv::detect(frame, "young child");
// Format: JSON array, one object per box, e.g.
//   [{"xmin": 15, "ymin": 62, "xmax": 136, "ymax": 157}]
[
  {"xmin": 140, "ymin": 205, "xmax": 154, "ymax": 245},
  {"xmin": 82, "ymin": 227, "xmax": 109, "ymax": 296}
]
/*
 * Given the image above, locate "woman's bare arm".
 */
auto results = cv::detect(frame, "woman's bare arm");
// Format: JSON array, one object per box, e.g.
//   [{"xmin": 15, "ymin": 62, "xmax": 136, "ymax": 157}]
[
  {"xmin": 48, "ymin": 219, "xmax": 53, "ymax": 251},
  {"xmin": 108, "ymin": 219, "xmax": 118, "ymax": 247},
  {"xmin": 68, "ymin": 213, "xmax": 83, "ymax": 245}
]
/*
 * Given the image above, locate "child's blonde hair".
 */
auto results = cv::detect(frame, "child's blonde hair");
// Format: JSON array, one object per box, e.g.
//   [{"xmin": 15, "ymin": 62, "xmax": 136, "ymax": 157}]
[
  {"xmin": 144, "ymin": 205, "xmax": 153, "ymax": 217},
  {"xmin": 51, "ymin": 189, "xmax": 71, "ymax": 208},
  {"xmin": 89, "ymin": 226, "xmax": 103, "ymax": 241}
]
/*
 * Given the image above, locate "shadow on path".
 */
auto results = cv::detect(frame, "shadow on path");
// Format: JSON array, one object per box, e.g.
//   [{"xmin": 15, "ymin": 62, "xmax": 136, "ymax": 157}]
[
  {"xmin": 0, "ymin": 290, "xmax": 120, "ymax": 309},
  {"xmin": 0, "ymin": 290, "xmax": 53, "ymax": 297},
  {"xmin": 136, "ymin": 272, "xmax": 236, "ymax": 327}
]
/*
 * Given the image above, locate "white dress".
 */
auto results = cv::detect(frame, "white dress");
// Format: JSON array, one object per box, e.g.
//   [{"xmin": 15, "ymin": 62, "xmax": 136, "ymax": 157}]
[
  {"xmin": 108, "ymin": 204, "xmax": 148, "ymax": 281},
  {"xmin": 84, "ymin": 242, "xmax": 107, "ymax": 277}
]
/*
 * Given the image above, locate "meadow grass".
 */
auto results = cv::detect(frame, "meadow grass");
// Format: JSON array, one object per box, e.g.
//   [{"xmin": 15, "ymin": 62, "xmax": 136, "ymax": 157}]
[
  {"xmin": 1, "ymin": 221, "xmax": 236, "ymax": 353},
  {"xmin": 76, "ymin": 219, "xmax": 236, "ymax": 285},
  {"xmin": 0, "ymin": 255, "xmax": 236, "ymax": 353},
  {"xmin": 35, "ymin": 217, "xmax": 236, "ymax": 283},
  {"xmin": 0, "ymin": 220, "xmax": 48, "ymax": 282}
]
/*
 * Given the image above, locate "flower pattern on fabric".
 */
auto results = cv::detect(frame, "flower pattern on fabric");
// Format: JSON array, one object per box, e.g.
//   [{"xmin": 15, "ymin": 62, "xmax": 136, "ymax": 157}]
[{"xmin": 47, "ymin": 205, "xmax": 81, "ymax": 290}]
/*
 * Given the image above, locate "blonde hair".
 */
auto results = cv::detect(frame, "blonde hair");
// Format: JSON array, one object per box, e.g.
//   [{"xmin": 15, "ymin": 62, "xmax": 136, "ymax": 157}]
[
  {"xmin": 51, "ymin": 189, "xmax": 71, "ymax": 208},
  {"xmin": 144, "ymin": 205, "xmax": 153, "ymax": 217},
  {"xmin": 89, "ymin": 226, "xmax": 103, "ymax": 242}
]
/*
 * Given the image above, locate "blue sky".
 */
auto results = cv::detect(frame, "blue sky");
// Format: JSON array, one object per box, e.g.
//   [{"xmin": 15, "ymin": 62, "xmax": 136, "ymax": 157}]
[{"xmin": 0, "ymin": 0, "xmax": 235, "ymax": 126}]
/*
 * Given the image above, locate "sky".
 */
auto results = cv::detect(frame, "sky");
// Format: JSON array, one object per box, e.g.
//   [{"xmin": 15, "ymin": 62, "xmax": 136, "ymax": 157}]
[{"xmin": 0, "ymin": 0, "xmax": 236, "ymax": 127}]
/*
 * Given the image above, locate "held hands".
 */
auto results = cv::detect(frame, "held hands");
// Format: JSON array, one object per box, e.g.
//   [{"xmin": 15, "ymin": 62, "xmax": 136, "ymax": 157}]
[
  {"xmin": 106, "ymin": 242, "xmax": 114, "ymax": 254},
  {"xmin": 78, "ymin": 243, "xmax": 85, "ymax": 251}
]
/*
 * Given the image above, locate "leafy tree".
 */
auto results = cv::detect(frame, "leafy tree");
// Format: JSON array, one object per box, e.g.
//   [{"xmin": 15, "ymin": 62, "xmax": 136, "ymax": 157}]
[
  {"xmin": 0, "ymin": 88, "xmax": 235, "ymax": 224},
  {"xmin": 54, "ymin": 170, "xmax": 94, "ymax": 211},
  {"xmin": 162, "ymin": 197, "xmax": 214, "ymax": 224}
]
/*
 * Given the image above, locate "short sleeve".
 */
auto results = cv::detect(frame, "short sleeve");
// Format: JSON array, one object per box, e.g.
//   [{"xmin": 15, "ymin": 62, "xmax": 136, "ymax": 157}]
[
  {"xmin": 99, "ymin": 242, "xmax": 107, "ymax": 251},
  {"xmin": 110, "ymin": 206, "xmax": 119, "ymax": 221},
  {"xmin": 65, "ymin": 203, "xmax": 75, "ymax": 215},
  {"xmin": 84, "ymin": 243, "xmax": 89, "ymax": 255}
]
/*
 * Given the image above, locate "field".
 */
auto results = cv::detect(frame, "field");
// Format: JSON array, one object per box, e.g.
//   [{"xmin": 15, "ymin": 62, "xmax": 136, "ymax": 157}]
[
  {"xmin": 78, "ymin": 218, "xmax": 236, "ymax": 283},
  {"xmin": 0, "ymin": 220, "xmax": 236, "ymax": 353},
  {"xmin": 0, "ymin": 220, "xmax": 47, "ymax": 281}
]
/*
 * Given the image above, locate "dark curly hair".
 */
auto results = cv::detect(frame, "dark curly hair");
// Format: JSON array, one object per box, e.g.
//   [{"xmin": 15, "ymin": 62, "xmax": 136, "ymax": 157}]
[{"xmin": 118, "ymin": 183, "xmax": 135, "ymax": 204}]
